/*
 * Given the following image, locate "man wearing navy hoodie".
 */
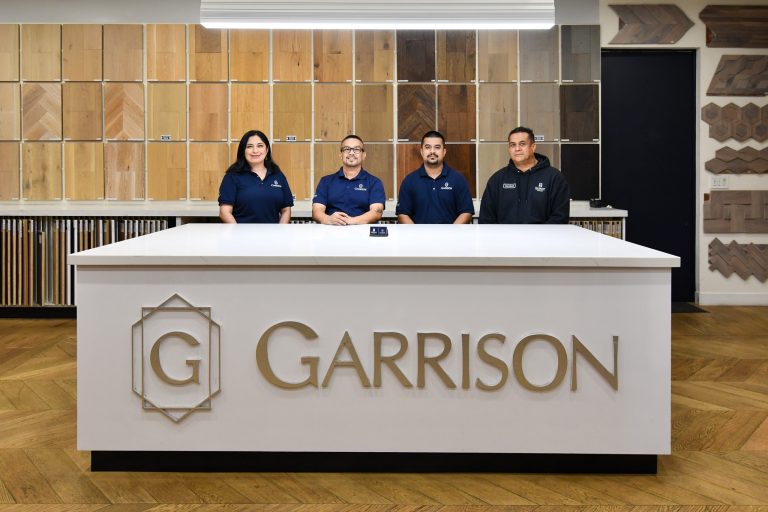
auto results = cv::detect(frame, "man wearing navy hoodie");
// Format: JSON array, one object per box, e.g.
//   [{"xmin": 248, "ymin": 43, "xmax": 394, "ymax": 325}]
[{"xmin": 479, "ymin": 126, "xmax": 570, "ymax": 224}]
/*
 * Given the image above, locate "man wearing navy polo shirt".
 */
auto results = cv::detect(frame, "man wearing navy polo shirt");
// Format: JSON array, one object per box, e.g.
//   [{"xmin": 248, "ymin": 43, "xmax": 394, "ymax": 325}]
[
  {"xmin": 396, "ymin": 131, "xmax": 474, "ymax": 224},
  {"xmin": 312, "ymin": 135, "xmax": 386, "ymax": 225}
]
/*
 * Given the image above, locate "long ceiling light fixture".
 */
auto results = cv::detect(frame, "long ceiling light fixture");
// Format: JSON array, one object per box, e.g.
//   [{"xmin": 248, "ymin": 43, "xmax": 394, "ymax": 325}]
[{"xmin": 200, "ymin": 0, "xmax": 555, "ymax": 30}]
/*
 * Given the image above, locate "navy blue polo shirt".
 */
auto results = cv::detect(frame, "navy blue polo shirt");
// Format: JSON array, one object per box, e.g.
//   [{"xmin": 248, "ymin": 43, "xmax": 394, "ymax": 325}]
[
  {"xmin": 396, "ymin": 164, "xmax": 475, "ymax": 224},
  {"xmin": 313, "ymin": 168, "xmax": 386, "ymax": 216},
  {"xmin": 218, "ymin": 168, "xmax": 294, "ymax": 223}
]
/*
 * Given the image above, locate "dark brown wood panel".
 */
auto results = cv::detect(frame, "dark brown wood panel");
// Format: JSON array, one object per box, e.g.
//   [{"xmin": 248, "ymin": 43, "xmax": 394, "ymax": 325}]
[
  {"xmin": 609, "ymin": 4, "xmax": 694, "ymax": 44},
  {"xmin": 706, "ymin": 146, "xmax": 768, "ymax": 174},
  {"xmin": 519, "ymin": 28, "xmax": 558, "ymax": 82},
  {"xmin": 313, "ymin": 30, "xmax": 352, "ymax": 82},
  {"xmin": 701, "ymin": 102, "xmax": 767, "ymax": 143},
  {"xmin": 355, "ymin": 84, "xmax": 393, "ymax": 142},
  {"xmin": 709, "ymin": 238, "xmax": 768, "ymax": 282},
  {"xmin": 479, "ymin": 83, "xmax": 517, "ymax": 142},
  {"xmin": 560, "ymin": 84, "xmax": 599, "ymax": 142},
  {"xmin": 437, "ymin": 84, "xmax": 476, "ymax": 142},
  {"xmin": 396, "ymin": 143, "xmax": 421, "ymax": 191},
  {"xmin": 446, "ymin": 144, "xmax": 477, "ymax": 198},
  {"xmin": 396, "ymin": 30, "xmax": 435, "ymax": 83},
  {"xmin": 520, "ymin": 83, "xmax": 559, "ymax": 142},
  {"xmin": 707, "ymin": 55, "xmax": 768, "ymax": 96},
  {"xmin": 397, "ymin": 84, "xmax": 436, "ymax": 142},
  {"xmin": 355, "ymin": 31, "xmax": 394, "ymax": 82},
  {"xmin": 700, "ymin": 5, "xmax": 768, "ymax": 48},
  {"xmin": 478, "ymin": 31, "xmax": 517, "ymax": 82},
  {"xmin": 704, "ymin": 190, "xmax": 768, "ymax": 233},
  {"xmin": 561, "ymin": 25, "xmax": 600, "ymax": 83},
  {"xmin": 560, "ymin": 143, "xmax": 598, "ymax": 200},
  {"xmin": 437, "ymin": 30, "xmax": 476, "ymax": 83}
]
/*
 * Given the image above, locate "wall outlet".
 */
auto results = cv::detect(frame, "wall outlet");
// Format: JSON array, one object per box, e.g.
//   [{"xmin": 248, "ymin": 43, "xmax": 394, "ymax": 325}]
[{"xmin": 711, "ymin": 175, "xmax": 729, "ymax": 189}]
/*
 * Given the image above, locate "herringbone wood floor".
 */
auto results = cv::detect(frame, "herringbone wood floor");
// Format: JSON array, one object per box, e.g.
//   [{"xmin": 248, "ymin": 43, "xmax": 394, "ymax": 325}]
[{"xmin": 0, "ymin": 307, "xmax": 767, "ymax": 511}]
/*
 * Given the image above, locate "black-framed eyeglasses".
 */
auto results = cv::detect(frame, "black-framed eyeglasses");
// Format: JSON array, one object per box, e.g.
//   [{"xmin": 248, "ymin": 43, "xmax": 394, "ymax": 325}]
[{"xmin": 341, "ymin": 147, "xmax": 364, "ymax": 154}]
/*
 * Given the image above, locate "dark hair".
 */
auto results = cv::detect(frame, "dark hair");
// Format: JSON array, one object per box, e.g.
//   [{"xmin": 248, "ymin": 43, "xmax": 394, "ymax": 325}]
[
  {"xmin": 226, "ymin": 130, "xmax": 281, "ymax": 174},
  {"xmin": 508, "ymin": 126, "xmax": 536, "ymax": 144},
  {"xmin": 340, "ymin": 134, "xmax": 365, "ymax": 151},
  {"xmin": 421, "ymin": 130, "xmax": 445, "ymax": 146}
]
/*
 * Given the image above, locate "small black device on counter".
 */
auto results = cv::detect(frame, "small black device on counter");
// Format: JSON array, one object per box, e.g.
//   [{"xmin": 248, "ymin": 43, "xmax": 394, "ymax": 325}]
[
  {"xmin": 589, "ymin": 198, "xmax": 605, "ymax": 208},
  {"xmin": 370, "ymin": 226, "xmax": 388, "ymax": 237}
]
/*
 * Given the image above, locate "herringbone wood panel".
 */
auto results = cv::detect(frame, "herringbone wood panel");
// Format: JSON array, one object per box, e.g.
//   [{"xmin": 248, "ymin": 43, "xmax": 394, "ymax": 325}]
[{"xmin": 1, "ymin": 307, "xmax": 767, "ymax": 509}]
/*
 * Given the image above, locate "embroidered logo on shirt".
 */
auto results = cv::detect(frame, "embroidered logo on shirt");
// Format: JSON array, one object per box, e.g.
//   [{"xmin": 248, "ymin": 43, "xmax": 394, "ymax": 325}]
[
  {"xmin": 503, "ymin": 183, "xmax": 517, "ymax": 189},
  {"xmin": 440, "ymin": 182, "xmax": 453, "ymax": 190},
  {"xmin": 535, "ymin": 182, "xmax": 546, "ymax": 192},
  {"xmin": 270, "ymin": 180, "xmax": 282, "ymax": 188},
  {"xmin": 354, "ymin": 184, "xmax": 368, "ymax": 192}
]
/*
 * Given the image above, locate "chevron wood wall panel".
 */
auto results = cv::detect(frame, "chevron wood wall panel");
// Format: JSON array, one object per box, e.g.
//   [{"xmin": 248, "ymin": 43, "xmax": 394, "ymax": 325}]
[
  {"xmin": 709, "ymin": 238, "xmax": 768, "ymax": 282},
  {"xmin": 561, "ymin": 25, "xmax": 600, "ymax": 83},
  {"xmin": 397, "ymin": 30, "xmax": 436, "ymax": 83},
  {"xmin": 148, "ymin": 142, "xmax": 186, "ymax": 200},
  {"xmin": 699, "ymin": 5, "xmax": 768, "ymax": 48},
  {"xmin": 64, "ymin": 142, "xmax": 104, "ymax": 200},
  {"xmin": 437, "ymin": 30, "xmax": 476, "ymax": 83},
  {"xmin": 271, "ymin": 142, "xmax": 310, "ymax": 200},
  {"xmin": 437, "ymin": 84, "xmax": 475, "ymax": 142},
  {"xmin": 560, "ymin": 84, "xmax": 599, "ymax": 142},
  {"xmin": 190, "ymin": 143, "xmax": 227, "ymax": 201},
  {"xmin": 701, "ymin": 103, "xmax": 767, "ymax": 143},
  {"xmin": 230, "ymin": 30, "xmax": 268, "ymax": 82},
  {"xmin": 0, "ymin": 83, "xmax": 20, "ymax": 141},
  {"xmin": 273, "ymin": 30, "xmax": 311, "ymax": 82},
  {"xmin": 706, "ymin": 147, "xmax": 768, "ymax": 174},
  {"xmin": 273, "ymin": 84, "xmax": 311, "ymax": 141},
  {"xmin": 520, "ymin": 83, "xmax": 559, "ymax": 142},
  {"xmin": 190, "ymin": 25, "xmax": 228, "ymax": 82},
  {"xmin": 21, "ymin": 142, "xmax": 61, "ymax": 200},
  {"xmin": 148, "ymin": 83, "xmax": 186, "ymax": 141},
  {"xmin": 609, "ymin": 4, "xmax": 694, "ymax": 44},
  {"xmin": 104, "ymin": 142, "xmax": 145, "ymax": 200},
  {"xmin": 103, "ymin": 25, "xmax": 143, "ymax": 81},
  {"xmin": 479, "ymin": 83, "xmax": 517, "ymax": 142},
  {"xmin": 62, "ymin": 25, "xmax": 102, "ymax": 81},
  {"xmin": 355, "ymin": 84, "xmax": 393, "ymax": 142},
  {"xmin": 707, "ymin": 55, "xmax": 768, "ymax": 96},
  {"xmin": 478, "ymin": 31, "xmax": 517, "ymax": 82},
  {"xmin": 398, "ymin": 84, "xmax": 436, "ymax": 142},
  {"xmin": 230, "ymin": 84, "xmax": 269, "ymax": 141},
  {"xmin": 704, "ymin": 190, "xmax": 768, "ymax": 233},
  {"xmin": 314, "ymin": 30, "xmax": 352, "ymax": 82},
  {"xmin": 0, "ymin": 25, "xmax": 19, "ymax": 81},
  {"xmin": 519, "ymin": 28, "xmax": 558, "ymax": 82},
  {"xmin": 189, "ymin": 83, "xmax": 227, "ymax": 141},
  {"xmin": 22, "ymin": 83, "xmax": 61, "ymax": 141},
  {"xmin": 147, "ymin": 24, "xmax": 186, "ymax": 81},
  {"xmin": 62, "ymin": 82, "xmax": 102, "ymax": 141},
  {"xmin": 104, "ymin": 83, "xmax": 144, "ymax": 140},
  {"xmin": 315, "ymin": 84, "xmax": 352, "ymax": 142},
  {"xmin": 355, "ymin": 30, "xmax": 394, "ymax": 82},
  {"xmin": 0, "ymin": 142, "xmax": 20, "ymax": 200},
  {"xmin": 21, "ymin": 24, "xmax": 60, "ymax": 81}
]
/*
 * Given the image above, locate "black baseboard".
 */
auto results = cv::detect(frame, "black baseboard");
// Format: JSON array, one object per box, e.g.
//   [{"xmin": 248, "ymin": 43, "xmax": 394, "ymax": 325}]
[
  {"xmin": 91, "ymin": 451, "xmax": 657, "ymax": 474},
  {"xmin": 0, "ymin": 306, "xmax": 76, "ymax": 319}
]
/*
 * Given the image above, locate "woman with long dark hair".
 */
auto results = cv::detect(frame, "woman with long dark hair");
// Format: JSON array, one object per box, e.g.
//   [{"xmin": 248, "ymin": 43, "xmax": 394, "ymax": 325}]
[{"xmin": 218, "ymin": 130, "xmax": 294, "ymax": 223}]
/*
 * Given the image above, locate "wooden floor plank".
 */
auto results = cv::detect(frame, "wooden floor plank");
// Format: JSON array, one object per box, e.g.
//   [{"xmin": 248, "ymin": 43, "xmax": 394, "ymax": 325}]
[
  {"xmin": 25, "ymin": 448, "xmax": 109, "ymax": 503},
  {"xmin": 430, "ymin": 474, "xmax": 536, "ymax": 506},
  {"xmin": 477, "ymin": 475, "xmax": 581, "ymax": 505},
  {"xmin": 303, "ymin": 475, "xmax": 392, "ymax": 505},
  {"xmin": 0, "ymin": 411, "xmax": 75, "ymax": 449},
  {"xmin": 87, "ymin": 474, "xmax": 157, "ymax": 503},
  {"xmin": 24, "ymin": 380, "xmax": 77, "ymax": 409},
  {"xmin": 0, "ymin": 449, "xmax": 63, "ymax": 503}
]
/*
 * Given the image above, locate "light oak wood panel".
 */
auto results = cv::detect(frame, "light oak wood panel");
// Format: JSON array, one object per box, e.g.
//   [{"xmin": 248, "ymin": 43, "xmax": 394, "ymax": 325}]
[
  {"xmin": 103, "ymin": 25, "xmax": 143, "ymax": 81},
  {"xmin": 22, "ymin": 83, "xmax": 61, "ymax": 141},
  {"xmin": 363, "ymin": 143, "xmax": 394, "ymax": 200},
  {"xmin": 561, "ymin": 25, "xmax": 600, "ymax": 83},
  {"xmin": 437, "ymin": 30, "xmax": 476, "ymax": 83},
  {"xmin": 0, "ymin": 83, "xmax": 20, "ymax": 140},
  {"xmin": 189, "ymin": 25, "xmax": 228, "ymax": 82},
  {"xmin": 0, "ymin": 142, "xmax": 20, "ymax": 200},
  {"xmin": 397, "ymin": 143, "xmax": 421, "ymax": 190},
  {"xmin": 479, "ymin": 83, "xmax": 517, "ymax": 142},
  {"xmin": 355, "ymin": 30, "xmax": 394, "ymax": 83},
  {"xmin": 230, "ymin": 30, "xmax": 269, "ymax": 82},
  {"xmin": 273, "ymin": 84, "xmax": 311, "ymax": 141},
  {"xmin": 189, "ymin": 83, "xmax": 227, "ymax": 141},
  {"xmin": 190, "ymin": 143, "xmax": 227, "ymax": 200},
  {"xmin": 478, "ymin": 31, "xmax": 517, "ymax": 82},
  {"xmin": 62, "ymin": 82, "xmax": 102, "ymax": 141},
  {"xmin": 64, "ymin": 142, "xmax": 104, "ymax": 200},
  {"xmin": 0, "ymin": 25, "xmax": 19, "ymax": 81},
  {"xmin": 104, "ymin": 142, "xmax": 144, "ymax": 200},
  {"xmin": 478, "ymin": 143, "xmax": 508, "ymax": 196},
  {"xmin": 147, "ymin": 83, "xmax": 186, "ymax": 141},
  {"xmin": 21, "ymin": 142, "xmax": 61, "ymax": 200},
  {"xmin": 437, "ymin": 84, "xmax": 475, "ymax": 142},
  {"xmin": 313, "ymin": 143, "xmax": 341, "ymax": 191},
  {"xmin": 355, "ymin": 84, "xmax": 393, "ymax": 142},
  {"xmin": 314, "ymin": 30, "xmax": 352, "ymax": 82},
  {"xmin": 534, "ymin": 142, "xmax": 560, "ymax": 169},
  {"xmin": 519, "ymin": 28, "xmax": 558, "ymax": 82},
  {"xmin": 104, "ymin": 83, "xmax": 144, "ymax": 141},
  {"xmin": 314, "ymin": 83, "xmax": 352, "ymax": 142},
  {"xmin": 397, "ymin": 84, "xmax": 436, "ymax": 142},
  {"xmin": 62, "ymin": 25, "xmax": 102, "ymax": 81},
  {"xmin": 520, "ymin": 83, "xmax": 559, "ymax": 142},
  {"xmin": 560, "ymin": 84, "xmax": 598, "ymax": 142},
  {"xmin": 230, "ymin": 83, "xmax": 269, "ymax": 141},
  {"xmin": 147, "ymin": 24, "xmax": 186, "ymax": 81},
  {"xmin": 273, "ymin": 30, "xmax": 311, "ymax": 82},
  {"xmin": 397, "ymin": 30, "xmax": 436, "ymax": 83},
  {"xmin": 21, "ymin": 25, "xmax": 60, "ymax": 81},
  {"xmin": 147, "ymin": 142, "xmax": 186, "ymax": 200},
  {"xmin": 271, "ymin": 142, "xmax": 310, "ymax": 200}
]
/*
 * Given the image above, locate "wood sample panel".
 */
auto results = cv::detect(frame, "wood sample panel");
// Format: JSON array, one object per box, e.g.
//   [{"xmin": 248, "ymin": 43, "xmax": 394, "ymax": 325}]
[
  {"xmin": 706, "ymin": 146, "xmax": 768, "ymax": 174},
  {"xmin": 190, "ymin": 143, "xmax": 227, "ymax": 200},
  {"xmin": 355, "ymin": 84, "xmax": 393, "ymax": 142},
  {"xmin": 707, "ymin": 55, "xmax": 768, "ymax": 96},
  {"xmin": 62, "ymin": 25, "xmax": 102, "ymax": 81},
  {"xmin": 273, "ymin": 84, "xmax": 311, "ymax": 141},
  {"xmin": 148, "ymin": 142, "xmax": 186, "ymax": 200},
  {"xmin": 21, "ymin": 24, "xmax": 60, "ymax": 81},
  {"xmin": 273, "ymin": 30, "xmax": 311, "ymax": 82},
  {"xmin": 22, "ymin": 142, "xmax": 61, "ymax": 200},
  {"xmin": 148, "ymin": 83, "xmax": 186, "ymax": 141},
  {"xmin": 190, "ymin": 25, "xmax": 228, "ymax": 82},
  {"xmin": 446, "ymin": 144, "xmax": 477, "ymax": 197},
  {"xmin": 0, "ymin": 25, "xmax": 19, "ymax": 81},
  {"xmin": 479, "ymin": 83, "xmax": 517, "ymax": 142},
  {"xmin": 230, "ymin": 30, "xmax": 269, "ymax": 82},
  {"xmin": 364, "ymin": 143, "xmax": 394, "ymax": 200},
  {"xmin": 64, "ymin": 142, "xmax": 104, "ymax": 200},
  {"xmin": 396, "ymin": 144, "xmax": 421, "ymax": 191},
  {"xmin": 560, "ymin": 84, "xmax": 599, "ymax": 142},
  {"xmin": 560, "ymin": 143, "xmax": 598, "ymax": 200},
  {"xmin": 478, "ymin": 31, "xmax": 517, "ymax": 82},
  {"xmin": 519, "ymin": 28, "xmax": 558, "ymax": 82},
  {"xmin": 561, "ymin": 25, "xmax": 600, "ymax": 83},
  {"xmin": 438, "ymin": 84, "xmax": 476, "ymax": 142},
  {"xmin": 271, "ymin": 143, "xmax": 310, "ymax": 200},
  {"xmin": 22, "ymin": 83, "xmax": 61, "ymax": 141},
  {"xmin": 0, "ymin": 83, "xmax": 20, "ymax": 140},
  {"xmin": 314, "ymin": 83, "xmax": 352, "ymax": 141},
  {"xmin": 701, "ymin": 103, "xmax": 767, "ymax": 142},
  {"xmin": 609, "ymin": 4, "xmax": 694, "ymax": 44},
  {"xmin": 63, "ymin": 82, "xmax": 102, "ymax": 141},
  {"xmin": 104, "ymin": 142, "xmax": 145, "ymax": 200},
  {"xmin": 397, "ymin": 84, "xmax": 436, "ymax": 142},
  {"xmin": 147, "ymin": 24, "xmax": 186, "ymax": 81},
  {"xmin": 103, "ymin": 25, "xmax": 143, "ymax": 81},
  {"xmin": 520, "ymin": 83, "xmax": 559, "ymax": 142},
  {"xmin": 230, "ymin": 84, "xmax": 269, "ymax": 141},
  {"xmin": 704, "ymin": 190, "xmax": 768, "ymax": 233},
  {"xmin": 313, "ymin": 143, "xmax": 341, "ymax": 190},
  {"xmin": 437, "ymin": 30, "xmax": 476, "ymax": 83},
  {"xmin": 478, "ymin": 143, "xmax": 508, "ymax": 196},
  {"xmin": 0, "ymin": 142, "xmax": 20, "ymax": 200},
  {"xmin": 699, "ymin": 5, "xmax": 768, "ymax": 48},
  {"xmin": 355, "ymin": 31, "xmax": 394, "ymax": 82},
  {"xmin": 189, "ymin": 83, "xmax": 227, "ymax": 141},
  {"xmin": 397, "ymin": 31, "xmax": 436, "ymax": 83},
  {"xmin": 709, "ymin": 238, "xmax": 768, "ymax": 282},
  {"xmin": 534, "ymin": 143, "xmax": 560, "ymax": 170},
  {"xmin": 314, "ymin": 30, "xmax": 352, "ymax": 82},
  {"xmin": 104, "ymin": 83, "xmax": 144, "ymax": 141}
]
